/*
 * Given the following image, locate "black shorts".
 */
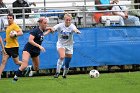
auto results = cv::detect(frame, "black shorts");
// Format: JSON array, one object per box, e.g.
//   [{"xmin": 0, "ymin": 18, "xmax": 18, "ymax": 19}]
[{"xmin": 5, "ymin": 47, "xmax": 19, "ymax": 58}]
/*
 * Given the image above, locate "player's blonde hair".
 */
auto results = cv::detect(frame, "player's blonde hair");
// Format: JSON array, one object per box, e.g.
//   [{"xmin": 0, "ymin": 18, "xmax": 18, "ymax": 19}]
[{"xmin": 64, "ymin": 13, "xmax": 72, "ymax": 19}]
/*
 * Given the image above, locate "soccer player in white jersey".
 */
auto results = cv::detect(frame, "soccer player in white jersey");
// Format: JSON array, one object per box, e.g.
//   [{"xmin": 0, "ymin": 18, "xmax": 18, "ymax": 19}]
[{"xmin": 52, "ymin": 13, "xmax": 81, "ymax": 78}]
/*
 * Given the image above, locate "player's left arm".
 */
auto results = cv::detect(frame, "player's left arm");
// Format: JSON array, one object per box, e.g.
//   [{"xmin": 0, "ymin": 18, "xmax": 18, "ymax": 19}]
[
  {"xmin": 16, "ymin": 29, "xmax": 23, "ymax": 37},
  {"xmin": 73, "ymin": 28, "xmax": 81, "ymax": 34},
  {"xmin": 29, "ymin": 34, "xmax": 45, "ymax": 52},
  {"xmin": 72, "ymin": 24, "xmax": 81, "ymax": 34},
  {"xmin": 14, "ymin": 25, "xmax": 23, "ymax": 37}
]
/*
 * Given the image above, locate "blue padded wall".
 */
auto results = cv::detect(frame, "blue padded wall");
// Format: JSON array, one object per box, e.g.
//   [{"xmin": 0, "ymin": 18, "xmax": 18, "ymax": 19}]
[{"xmin": 0, "ymin": 26, "xmax": 140, "ymax": 71}]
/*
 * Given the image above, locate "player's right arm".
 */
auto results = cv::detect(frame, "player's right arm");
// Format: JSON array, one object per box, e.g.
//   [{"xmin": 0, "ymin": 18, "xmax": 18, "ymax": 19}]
[
  {"xmin": 43, "ymin": 27, "xmax": 54, "ymax": 36},
  {"xmin": 28, "ymin": 34, "xmax": 45, "ymax": 52}
]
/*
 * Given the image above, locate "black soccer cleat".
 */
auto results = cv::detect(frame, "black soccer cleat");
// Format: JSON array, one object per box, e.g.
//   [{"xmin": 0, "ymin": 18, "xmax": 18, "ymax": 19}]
[
  {"xmin": 54, "ymin": 73, "xmax": 59, "ymax": 78},
  {"xmin": 62, "ymin": 75, "xmax": 67, "ymax": 79}
]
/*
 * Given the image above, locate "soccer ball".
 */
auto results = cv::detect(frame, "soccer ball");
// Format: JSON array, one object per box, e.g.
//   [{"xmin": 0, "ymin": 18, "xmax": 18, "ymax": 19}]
[
  {"xmin": 10, "ymin": 31, "xmax": 17, "ymax": 37},
  {"xmin": 89, "ymin": 69, "xmax": 100, "ymax": 78}
]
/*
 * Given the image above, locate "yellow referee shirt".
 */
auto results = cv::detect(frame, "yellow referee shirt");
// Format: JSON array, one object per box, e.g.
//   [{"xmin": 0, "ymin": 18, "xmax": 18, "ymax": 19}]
[{"xmin": 5, "ymin": 23, "xmax": 21, "ymax": 48}]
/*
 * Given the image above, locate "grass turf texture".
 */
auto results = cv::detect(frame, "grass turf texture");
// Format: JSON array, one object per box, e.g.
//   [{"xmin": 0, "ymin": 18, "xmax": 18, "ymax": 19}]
[{"xmin": 0, "ymin": 71, "xmax": 140, "ymax": 93}]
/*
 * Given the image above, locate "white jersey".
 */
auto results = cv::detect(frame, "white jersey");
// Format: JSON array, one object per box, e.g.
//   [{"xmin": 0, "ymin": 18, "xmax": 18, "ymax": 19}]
[{"xmin": 53, "ymin": 23, "xmax": 76, "ymax": 46}]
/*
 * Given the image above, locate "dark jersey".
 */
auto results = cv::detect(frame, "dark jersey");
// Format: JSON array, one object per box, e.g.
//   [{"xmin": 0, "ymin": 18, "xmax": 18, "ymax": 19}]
[{"xmin": 23, "ymin": 27, "xmax": 44, "ymax": 54}]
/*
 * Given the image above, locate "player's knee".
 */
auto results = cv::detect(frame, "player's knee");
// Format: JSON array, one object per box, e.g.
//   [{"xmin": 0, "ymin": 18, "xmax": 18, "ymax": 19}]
[
  {"xmin": 15, "ymin": 61, "xmax": 21, "ymax": 65},
  {"xmin": 1, "ymin": 61, "xmax": 6, "ymax": 65},
  {"xmin": 59, "ymin": 56, "xmax": 65, "ymax": 60},
  {"xmin": 1, "ymin": 59, "xmax": 7, "ymax": 65}
]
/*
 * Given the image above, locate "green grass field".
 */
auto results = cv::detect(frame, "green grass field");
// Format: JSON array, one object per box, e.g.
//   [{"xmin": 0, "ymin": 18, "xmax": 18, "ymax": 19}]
[{"xmin": 0, "ymin": 71, "xmax": 140, "ymax": 93}]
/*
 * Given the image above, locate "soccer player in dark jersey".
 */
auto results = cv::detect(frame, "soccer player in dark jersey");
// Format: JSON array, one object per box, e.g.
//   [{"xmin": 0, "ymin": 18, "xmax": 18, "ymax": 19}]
[{"xmin": 13, "ymin": 17, "xmax": 51, "ymax": 81}]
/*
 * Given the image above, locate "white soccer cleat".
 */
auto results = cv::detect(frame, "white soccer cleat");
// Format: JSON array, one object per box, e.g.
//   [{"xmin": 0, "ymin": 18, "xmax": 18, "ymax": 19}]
[
  {"xmin": 24, "ymin": 65, "xmax": 32, "ymax": 76},
  {"xmin": 29, "ymin": 71, "xmax": 36, "ymax": 77}
]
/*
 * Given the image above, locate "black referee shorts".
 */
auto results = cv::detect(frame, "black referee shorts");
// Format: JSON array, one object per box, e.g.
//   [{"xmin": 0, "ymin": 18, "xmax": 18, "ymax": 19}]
[{"xmin": 5, "ymin": 47, "xmax": 19, "ymax": 58}]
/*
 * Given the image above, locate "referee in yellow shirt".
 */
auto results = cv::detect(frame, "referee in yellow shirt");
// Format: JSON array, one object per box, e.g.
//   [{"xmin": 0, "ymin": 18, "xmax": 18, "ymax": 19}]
[{"xmin": 0, "ymin": 13, "xmax": 23, "ymax": 79}]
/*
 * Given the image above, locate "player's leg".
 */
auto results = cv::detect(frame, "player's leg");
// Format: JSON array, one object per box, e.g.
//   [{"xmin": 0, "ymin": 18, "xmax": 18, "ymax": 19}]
[
  {"xmin": 13, "ymin": 51, "xmax": 30, "ymax": 81},
  {"xmin": 29, "ymin": 56, "xmax": 40, "ymax": 77},
  {"xmin": 13, "ymin": 56, "xmax": 22, "ymax": 65},
  {"xmin": 54, "ymin": 48, "xmax": 65, "ymax": 78},
  {"xmin": 62, "ymin": 46, "xmax": 73, "ymax": 78},
  {"xmin": 0, "ymin": 54, "xmax": 9, "ymax": 79},
  {"xmin": 62, "ymin": 54, "xmax": 72, "ymax": 78},
  {"xmin": 11, "ymin": 47, "xmax": 22, "ymax": 65}
]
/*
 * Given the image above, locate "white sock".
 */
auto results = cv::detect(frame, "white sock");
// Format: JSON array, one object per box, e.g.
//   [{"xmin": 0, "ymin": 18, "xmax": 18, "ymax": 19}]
[
  {"xmin": 56, "ymin": 59, "xmax": 64, "ymax": 73},
  {"xmin": 63, "ymin": 68, "xmax": 69, "ymax": 76}
]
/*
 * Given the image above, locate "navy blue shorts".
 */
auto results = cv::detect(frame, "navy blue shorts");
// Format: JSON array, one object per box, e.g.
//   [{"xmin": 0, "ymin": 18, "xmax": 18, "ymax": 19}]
[{"xmin": 23, "ymin": 48, "xmax": 40, "ymax": 58}]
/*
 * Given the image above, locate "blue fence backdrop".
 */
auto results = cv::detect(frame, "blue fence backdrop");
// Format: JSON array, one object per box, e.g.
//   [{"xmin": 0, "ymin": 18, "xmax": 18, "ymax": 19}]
[{"xmin": 0, "ymin": 26, "xmax": 140, "ymax": 71}]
